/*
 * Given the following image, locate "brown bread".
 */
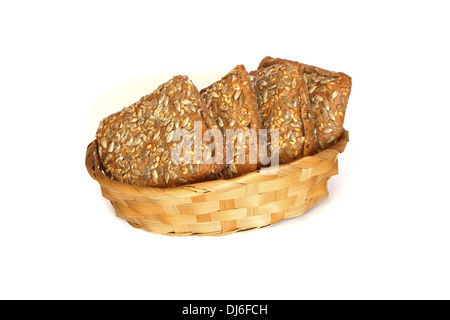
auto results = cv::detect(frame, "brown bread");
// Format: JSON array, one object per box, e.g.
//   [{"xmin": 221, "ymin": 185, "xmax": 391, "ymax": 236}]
[
  {"xmin": 251, "ymin": 60, "xmax": 315, "ymax": 164},
  {"xmin": 201, "ymin": 65, "xmax": 262, "ymax": 178},
  {"xmin": 256, "ymin": 56, "xmax": 352, "ymax": 151},
  {"xmin": 96, "ymin": 76, "xmax": 225, "ymax": 187}
]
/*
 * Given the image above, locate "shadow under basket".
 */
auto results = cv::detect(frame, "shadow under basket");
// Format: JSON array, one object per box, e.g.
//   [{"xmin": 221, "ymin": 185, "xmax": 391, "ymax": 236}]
[{"xmin": 86, "ymin": 131, "xmax": 349, "ymax": 236}]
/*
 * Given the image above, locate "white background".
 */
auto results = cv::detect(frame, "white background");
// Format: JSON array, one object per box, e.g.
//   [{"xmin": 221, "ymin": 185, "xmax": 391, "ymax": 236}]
[{"xmin": 1, "ymin": 0, "xmax": 449, "ymax": 300}]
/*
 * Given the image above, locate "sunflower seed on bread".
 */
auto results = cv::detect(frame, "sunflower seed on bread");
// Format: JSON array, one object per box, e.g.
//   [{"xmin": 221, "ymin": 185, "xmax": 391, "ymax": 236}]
[
  {"xmin": 256, "ymin": 56, "xmax": 352, "ymax": 151},
  {"xmin": 251, "ymin": 60, "xmax": 315, "ymax": 164},
  {"xmin": 201, "ymin": 65, "xmax": 262, "ymax": 179},
  {"xmin": 96, "ymin": 76, "xmax": 224, "ymax": 187}
]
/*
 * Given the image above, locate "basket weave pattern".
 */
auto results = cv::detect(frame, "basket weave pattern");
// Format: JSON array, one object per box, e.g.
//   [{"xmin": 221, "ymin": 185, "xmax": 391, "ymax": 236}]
[{"xmin": 86, "ymin": 131, "xmax": 349, "ymax": 236}]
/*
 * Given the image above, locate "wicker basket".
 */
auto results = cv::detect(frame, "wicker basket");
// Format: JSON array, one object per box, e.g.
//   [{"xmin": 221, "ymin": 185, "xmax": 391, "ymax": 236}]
[{"xmin": 86, "ymin": 130, "xmax": 349, "ymax": 236}]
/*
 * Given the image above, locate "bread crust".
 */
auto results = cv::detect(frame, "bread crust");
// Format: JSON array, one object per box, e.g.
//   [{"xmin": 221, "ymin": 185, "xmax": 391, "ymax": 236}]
[
  {"xmin": 201, "ymin": 65, "xmax": 262, "ymax": 178},
  {"xmin": 302, "ymin": 65, "xmax": 352, "ymax": 151},
  {"xmin": 252, "ymin": 61, "xmax": 314, "ymax": 164},
  {"xmin": 96, "ymin": 76, "xmax": 225, "ymax": 187},
  {"xmin": 257, "ymin": 56, "xmax": 352, "ymax": 151}
]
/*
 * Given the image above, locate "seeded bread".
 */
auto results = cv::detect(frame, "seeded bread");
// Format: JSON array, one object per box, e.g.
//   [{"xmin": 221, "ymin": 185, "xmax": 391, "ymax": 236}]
[
  {"xmin": 256, "ymin": 57, "xmax": 352, "ymax": 151},
  {"xmin": 251, "ymin": 61, "xmax": 315, "ymax": 164},
  {"xmin": 201, "ymin": 65, "xmax": 262, "ymax": 179},
  {"xmin": 303, "ymin": 65, "xmax": 352, "ymax": 151},
  {"xmin": 96, "ymin": 76, "xmax": 225, "ymax": 187}
]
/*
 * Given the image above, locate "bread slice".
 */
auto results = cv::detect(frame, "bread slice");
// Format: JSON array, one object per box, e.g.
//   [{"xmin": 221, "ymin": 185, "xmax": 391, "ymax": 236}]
[
  {"xmin": 256, "ymin": 56, "xmax": 352, "ymax": 151},
  {"xmin": 96, "ymin": 76, "xmax": 225, "ymax": 187},
  {"xmin": 302, "ymin": 65, "xmax": 352, "ymax": 151},
  {"xmin": 251, "ymin": 60, "xmax": 315, "ymax": 164},
  {"xmin": 201, "ymin": 65, "xmax": 262, "ymax": 178}
]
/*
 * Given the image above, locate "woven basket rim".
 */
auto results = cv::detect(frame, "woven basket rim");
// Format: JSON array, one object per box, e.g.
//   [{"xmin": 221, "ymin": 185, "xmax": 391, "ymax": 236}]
[{"xmin": 86, "ymin": 130, "xmax": 349, "ymax": 199}]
